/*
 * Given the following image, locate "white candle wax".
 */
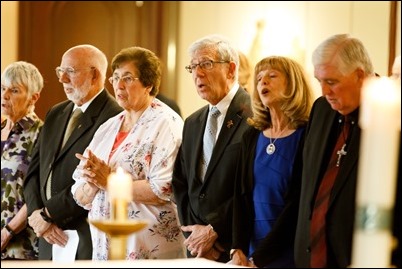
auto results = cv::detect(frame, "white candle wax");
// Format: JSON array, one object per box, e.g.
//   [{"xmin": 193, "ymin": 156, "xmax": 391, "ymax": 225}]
[
  {"xmin": 352, "ymin": 77, "xmax": 401, "ymax": 268},
  {"xmin": 107, "ymin": 167, "xmax": 133, "ymax": 221}
]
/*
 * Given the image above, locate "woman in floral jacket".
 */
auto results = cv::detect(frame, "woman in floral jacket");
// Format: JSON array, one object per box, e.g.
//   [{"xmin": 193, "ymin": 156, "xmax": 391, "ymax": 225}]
[
  {"xmin": 1, "ymin": 61, "xmax": 44, "ymax": 260},
  {"xmin": 71, "ymin": 46, "xmax": 185, "ymax": 260}
]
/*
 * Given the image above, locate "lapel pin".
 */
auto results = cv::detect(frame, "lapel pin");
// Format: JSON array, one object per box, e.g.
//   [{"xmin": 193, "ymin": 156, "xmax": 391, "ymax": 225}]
[{"xmin": 226, "ymin": 120, "xmax": 233, "ymax": 128}]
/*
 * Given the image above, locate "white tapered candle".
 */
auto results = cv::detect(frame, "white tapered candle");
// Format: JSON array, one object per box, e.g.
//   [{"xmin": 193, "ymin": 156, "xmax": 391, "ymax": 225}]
[
  {"xmin": 352, "ymin": 77, "xmax": 401, "ymax": 267},
  {"xmin": 107, "ymin": 167, "xmax": 132, "ymax": 221}
]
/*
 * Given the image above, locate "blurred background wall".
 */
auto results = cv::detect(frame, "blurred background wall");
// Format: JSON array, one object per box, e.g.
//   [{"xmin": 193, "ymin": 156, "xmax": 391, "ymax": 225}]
[{"xmin": 2, "ymin": 1, "xmax": 400, "ymax": 119}]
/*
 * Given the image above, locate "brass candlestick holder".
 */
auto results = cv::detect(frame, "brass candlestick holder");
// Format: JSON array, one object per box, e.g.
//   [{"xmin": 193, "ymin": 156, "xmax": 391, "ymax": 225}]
[
  {"xmin": 90, "ymin": 219, "xmax": 148, "ymax": 260},
  {"xmin": 89, "ymin": 168, "xmax": 148, "ymax": 260},
  {"xmin": 89, "ymin": 198, "xmax": 148, "ymax": 260}
]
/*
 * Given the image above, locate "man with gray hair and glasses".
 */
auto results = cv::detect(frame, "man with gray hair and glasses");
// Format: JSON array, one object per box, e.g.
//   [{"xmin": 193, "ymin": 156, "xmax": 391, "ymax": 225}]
[
  {"xmin": 172, "ymin": 34, "xmax": 252, "ymax": 262},
  {"xmin": 24, "ymin": 44, "xmax": 122, "ymax": 260}
]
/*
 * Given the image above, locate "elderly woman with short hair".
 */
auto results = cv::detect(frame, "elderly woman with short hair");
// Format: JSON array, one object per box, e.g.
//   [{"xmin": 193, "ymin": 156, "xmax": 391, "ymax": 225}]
[{"xmin": 1, "ymin": 61, "xmax": 44, "ymax": 260}]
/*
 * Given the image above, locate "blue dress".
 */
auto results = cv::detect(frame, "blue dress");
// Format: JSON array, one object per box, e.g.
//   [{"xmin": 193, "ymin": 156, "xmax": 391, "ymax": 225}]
[{"xmin": 249, "ymin": 128, "xmax": 304, "ymax": 267}]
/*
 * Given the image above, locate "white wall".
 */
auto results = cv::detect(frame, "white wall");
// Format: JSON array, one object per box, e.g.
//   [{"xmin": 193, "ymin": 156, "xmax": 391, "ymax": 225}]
[
  {"xmin": 1, "ymin": 1, "xmax": 18, "ymax": 71},
  {"xmin": 1, "ymin": 1, "xmax": 400, "ymax": 119},
  {"xmin": 178, "ymin": 1, "xmax": 399, "ymax": 118}
]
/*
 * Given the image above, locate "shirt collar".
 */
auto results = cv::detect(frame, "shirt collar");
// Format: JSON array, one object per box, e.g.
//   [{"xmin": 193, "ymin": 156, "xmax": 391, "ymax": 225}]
[
  {"xmin": 73, "ymin": 89, "xmax": 104, "ymax": 112},
  {"xmin": 210, "ymin": 82, "xmax": 239, "ymax": 117}
]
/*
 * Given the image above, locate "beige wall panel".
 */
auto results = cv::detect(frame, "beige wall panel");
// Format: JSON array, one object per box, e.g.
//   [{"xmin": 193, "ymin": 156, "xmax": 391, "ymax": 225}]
[
  {"xmin": 1, "ymin": 1, "xmax": 18, "ymax": 71},
  {"xmin": 1, "ymin": 2, "xmax": 398, "ymax": 119}
]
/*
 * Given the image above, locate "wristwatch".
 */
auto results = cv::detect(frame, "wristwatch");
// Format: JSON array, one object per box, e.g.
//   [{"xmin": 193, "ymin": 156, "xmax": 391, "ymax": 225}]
[
  {"xmin": 40, "ymin": 208, "xmax": 53, "ymax": 223},
  {"xmin": 4, "ymin": 224, "xmax": 16, "ymax": 237}
]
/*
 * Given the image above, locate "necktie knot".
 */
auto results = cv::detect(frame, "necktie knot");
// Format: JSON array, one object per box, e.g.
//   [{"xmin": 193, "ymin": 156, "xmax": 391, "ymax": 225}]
[
  {"xmin": 72, "ymin": 107, "xmax": 83, "ymax": 117},
  {"xmin": 210, "ymin": 106, "xmax": 220, "ymax": 118},
  {"xmin": 62, "ymin": 108, "xmax": 83, "ymax": 148}
]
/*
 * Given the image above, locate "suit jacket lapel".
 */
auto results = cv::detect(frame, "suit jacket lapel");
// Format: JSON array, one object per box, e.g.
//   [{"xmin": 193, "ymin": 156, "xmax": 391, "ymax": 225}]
[
  {"xmin": 305, "ymin": 100, "xmax": 338, "ymax": 211},
  {"xmin": 59, "ymin": 110, "xmax": 93, "ymax": 154},
  {"xmin": 310, "ymin": 112, "xmax": 337, "ymax": 188},
  {"xmin": 53, "ymin": 103, "xmax": 75, "ymax": 156},
  {"xmin": 192, "ymin": 106, "xmax": 209, "ymax": 182},
  {"xmin": 57, "ymin": 89, "xmax": 108, "ymax": 157},
  {"xmin": 41, "ymin": 103, "xmax": 73, "ymax": 184},
  {"xmin": 204, "ymin": 89, "xmax": 249, "ymax": 181}
]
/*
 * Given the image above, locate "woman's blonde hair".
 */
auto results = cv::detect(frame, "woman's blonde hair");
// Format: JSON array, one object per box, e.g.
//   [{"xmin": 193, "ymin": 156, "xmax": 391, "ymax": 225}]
[{"xmin": 248, "ymin": 56, "xmax": 314, "ymax": 131}]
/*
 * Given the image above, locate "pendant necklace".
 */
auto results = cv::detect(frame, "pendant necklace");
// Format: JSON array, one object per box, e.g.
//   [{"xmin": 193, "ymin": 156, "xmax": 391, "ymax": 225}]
[{"xmin": 266, "ymin": 127, "xmax": 287, "ymax": 155}]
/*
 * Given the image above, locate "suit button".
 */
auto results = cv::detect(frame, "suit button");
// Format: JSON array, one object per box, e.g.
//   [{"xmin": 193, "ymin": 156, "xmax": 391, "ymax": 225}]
[
  {"xmin": 199, "ymin": 193, "xmax": 205, "ymax": 199},
  {"xmin": 306, "ymin": 247, "xmax": 311, "ymax": 253}
]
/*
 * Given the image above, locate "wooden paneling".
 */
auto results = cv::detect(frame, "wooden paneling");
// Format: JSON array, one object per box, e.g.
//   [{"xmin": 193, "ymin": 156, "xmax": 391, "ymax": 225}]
[{"xmin": 18, "ymin": 1, "xmax": 177, "ymax": 119}]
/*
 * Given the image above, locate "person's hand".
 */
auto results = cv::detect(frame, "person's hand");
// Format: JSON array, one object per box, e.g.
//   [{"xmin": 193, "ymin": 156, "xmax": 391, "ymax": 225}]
[
  {"xmin": 202, "ymin": 246, "xmax": 222, "ymax": 261},
  {"xmin": 28, "ymin": 209, "xmax": 51, "ymax": 237},
  {"xmin": 248, "ymin": 258, "xmax": 257, "ymax": 268},
  {"xmin": 1, "ymin": 228, "xmax": 12, "ymax": 251},
  {"xmin": 42, "ymin": 224, "xmax": 68, "ymax": 247},
  {"xmin": 75, "ymin": 149, "xmax": 111, "ymax": 190},
  {"xmin": 227, "ymin": 249, "xmax": 249, "ymax": 266},
  {"xmin": 181, "ymin": 224, "xmax": 218, "ymax": 257}
]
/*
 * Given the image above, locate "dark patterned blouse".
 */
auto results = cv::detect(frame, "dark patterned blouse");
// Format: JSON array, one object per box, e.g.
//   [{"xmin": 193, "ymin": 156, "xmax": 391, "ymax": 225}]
[{"xmin": 1, "ymin": 112, "xmax": 43, "ymax": 260}]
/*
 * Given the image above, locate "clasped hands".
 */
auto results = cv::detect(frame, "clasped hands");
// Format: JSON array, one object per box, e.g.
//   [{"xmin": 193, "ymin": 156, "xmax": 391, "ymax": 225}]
[
  {"xmin": 227, "ymin": 249, "xmax": 257, "ymax": 267},
  {"xmin": 75, "ymin": 149, "xmax": 111, "ymax": 190},
  {"xmin": 181, "ymin": 224, "xmax": 223, "ymax": 260},
  {"xmin": 28, "ymin": 209, "xmax": 68, "ymax": 247}
]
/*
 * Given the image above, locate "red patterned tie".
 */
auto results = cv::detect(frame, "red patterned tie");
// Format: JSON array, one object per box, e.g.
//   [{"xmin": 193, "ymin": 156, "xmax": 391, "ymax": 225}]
[{"xmin": 310, "ymin": 117, "xmax": 351, "ymax": 268}]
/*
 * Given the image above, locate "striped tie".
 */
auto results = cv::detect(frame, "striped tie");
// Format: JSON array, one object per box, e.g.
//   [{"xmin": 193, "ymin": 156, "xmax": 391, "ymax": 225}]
[
  {"xmin": 310, "ymin": 117, "xmax": 351, "ymax": 267},
  {"xmin": 200, "ymin": 106, "xmax": 220, "ymax": 180}
]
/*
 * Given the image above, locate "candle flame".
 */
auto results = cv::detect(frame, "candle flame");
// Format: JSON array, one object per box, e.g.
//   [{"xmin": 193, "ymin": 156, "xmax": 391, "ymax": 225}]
[{"xmin": 360, "ymin": 76, "xmax": 401, "ymax": 130}]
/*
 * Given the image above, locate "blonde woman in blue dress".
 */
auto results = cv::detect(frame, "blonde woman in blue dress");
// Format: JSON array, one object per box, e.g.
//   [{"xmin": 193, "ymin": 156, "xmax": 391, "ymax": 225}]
[{"xmin": 229, "ymin": 56, "xmax": 314, "ymax": 267}]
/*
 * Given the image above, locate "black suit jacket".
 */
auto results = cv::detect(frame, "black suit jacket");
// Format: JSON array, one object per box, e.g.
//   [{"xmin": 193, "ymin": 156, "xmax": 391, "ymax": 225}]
[
  {"xmin": 24, "ymin": 89, "xmax": 122, "ymax": 260},
  {"xmin": 294, "ymin": 96, "xmax": 361, "ymax": 267},
  {"xmin": 172, "ymin": 87, "xmax": 252, "ymax": 261}
]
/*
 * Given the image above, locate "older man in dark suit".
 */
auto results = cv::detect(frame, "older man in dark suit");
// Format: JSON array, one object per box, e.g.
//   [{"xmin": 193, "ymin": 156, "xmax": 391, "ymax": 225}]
[
  {"xmin": 24, "ymin": 44, "xmax": 122, "ymax": 260},
  {"xmin": 172, "ymin": 34, "xmax": 252, "ymax": 263}
]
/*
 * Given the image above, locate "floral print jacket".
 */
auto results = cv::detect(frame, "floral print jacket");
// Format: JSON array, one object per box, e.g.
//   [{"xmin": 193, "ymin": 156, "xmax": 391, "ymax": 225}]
[
  {"xmin": 1, "ymin": 112, "xmax": 43, "ymax": 260},
  {"xmin": 71, "ymin": 98, "xmax": 186, "ymax": 260}
]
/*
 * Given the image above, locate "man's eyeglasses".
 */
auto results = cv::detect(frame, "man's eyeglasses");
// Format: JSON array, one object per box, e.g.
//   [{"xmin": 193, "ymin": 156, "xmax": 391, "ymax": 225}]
[
  {"xmin": 185, "ymin": 60, "xmax": 229, "ymax": 74},
  {"xmin": 55, "ymin": 66, "xmax": 94, "ymax": 79},
  {"xmin": 108, "ymin": 75, "xmax": 139, "ymax": 86}
]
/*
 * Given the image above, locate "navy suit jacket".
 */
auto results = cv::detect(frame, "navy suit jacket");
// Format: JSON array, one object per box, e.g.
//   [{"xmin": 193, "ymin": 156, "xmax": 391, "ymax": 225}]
[
  {"xmin": 24, "ymin": 89, "xmax": 122, "ymax": 260},
  {"xmin": 172, "ymin": 87, "xmax": 252, "ymax": 260}
]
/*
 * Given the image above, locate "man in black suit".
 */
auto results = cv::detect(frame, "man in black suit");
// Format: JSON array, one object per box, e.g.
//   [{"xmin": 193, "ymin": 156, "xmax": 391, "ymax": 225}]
[
  {"xmin": 294, "ymin": 34, "xmax": 378, "ymax": 268},
  {"xmin": 24, "ymin": 44, "xmax": 122, "ymax": 260},
  {"xmin": 172, "ymin": 34, "xmax": 252, "ymax": 262}
]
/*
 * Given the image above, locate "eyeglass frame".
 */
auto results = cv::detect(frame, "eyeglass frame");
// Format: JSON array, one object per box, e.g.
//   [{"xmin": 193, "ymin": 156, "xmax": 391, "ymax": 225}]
[
  {"xmin": 185, "ymin": 60, "xmax": 229, "ymax": 74},
  {"xmin": 108, "ymin": 75, "xmax": 139, "ymax": 86},
  {"xmin": 55, "ymin": 66, "xmax": 95, "ymax": 79}
]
